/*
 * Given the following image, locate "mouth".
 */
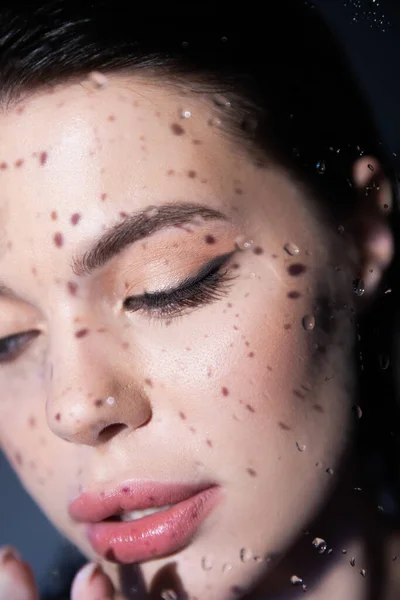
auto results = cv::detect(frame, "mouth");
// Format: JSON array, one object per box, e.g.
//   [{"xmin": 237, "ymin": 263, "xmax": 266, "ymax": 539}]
[{"xmin": 69, "ymin": 481, "xmax": 221, "ymax": 564}]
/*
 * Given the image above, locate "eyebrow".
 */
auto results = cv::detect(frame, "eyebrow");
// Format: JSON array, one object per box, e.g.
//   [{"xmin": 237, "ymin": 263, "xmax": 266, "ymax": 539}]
[{"xmin": 71, "ymin": 202, "xmax": 229, "ymax": 277}]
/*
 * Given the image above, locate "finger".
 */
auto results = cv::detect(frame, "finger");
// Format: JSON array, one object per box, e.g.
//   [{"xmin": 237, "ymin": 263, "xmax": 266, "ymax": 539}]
[
  {"xmin": 71, "ymin": 562, "xmax": 115, "ymax": 600},
  {"xmin": 0, "ymin": 547, "xmax": 38, "ymax": 600}
]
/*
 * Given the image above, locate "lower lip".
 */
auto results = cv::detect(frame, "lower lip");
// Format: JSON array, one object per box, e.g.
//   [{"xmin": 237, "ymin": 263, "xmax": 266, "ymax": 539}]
[{"xmin": 86, "ymin": 486, "xmax": 221, "ymax": 564}]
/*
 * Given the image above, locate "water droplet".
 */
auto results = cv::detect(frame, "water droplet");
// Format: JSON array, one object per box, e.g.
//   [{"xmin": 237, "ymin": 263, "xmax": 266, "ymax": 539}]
[
  {"xmin": 201, "ymin": 555, "xmax": 213, "ymax": 571},
  {"xmin": 312, "ymin": 537, "xmax": 327, "ymax": 554},
  {"xmin": 350, "ymin": 557, "xmax": 356, "ymax": 567},
  {"xmin": 180, "ymin": 109, "xmax": 192, "ymax": 119},
  {"xmin": 240, "ymin": 547, "xmax": 253, "ymax": 562},
  {"xmin": 296, "ymin": 441, "xmax": 306, "ymax": 452},
  {"xmin": 221, "ymin": 36, "xmax": 228, "ymax": 42},
  {"xmin": 316, "ymin": 160, "xmax": 326, "ymax": 174},
  {"xmin": 326, "ymin": 467, "xmax": 334, "ymax": 475},
  {"xmin": 342, "ymin": 549, "xmax": 347, "ymax": 554},
  {"xmin": 327, "ymin": 548, "xmax": 333, "ymax": 555},
  {"xmin": 160, "ymin": 591, "xmax": 178, "ymax": 600},
  {"xmin": 106, "ymin": 396, "xmax": 115, "ymax": 405},
  {"xmin": 360, "ymin": 568, "xmax": 366, "ymax": 577},
  {"xmin": 302, "ymin": 315, "xmax": 315, "ymax": 331},
  {"xmin": 253, "ymin": 554, "xmax": 264, "ymax": 563},
  {"xmin": 353, "ymin": 278, "xmax": 365, "ymax": 296},
  {"xmin": 368, "ymin": 164, "xmax": 375, "ymax": 172},
  {"xmin": 235, "ymin": 235, "xmax": 254, "ymax": 251},
  {"xmin": 290, "ymin": 575, "xmax": 303, "ymax": 585},
  {"xmin": 338, "ymin": 225, "xmax": 345, "ymax": 234},
  {"xmin": 212, "ymin": 94, "xmax": 232, "ymax": 108},
  {"xmin": 284, "ymin": 242, "xmax": 300, "ymax": 256},
  {"xmin": 88, "ymin": 71, "xmax": 109, "ymax": 89},
  {"xmin": 222, "ymin": 563, "xmax": 233, "ymax": 573},
  {"xmin": 353, "ymin": 405, "xmax": 362, "ymax": 419},
  {"xmin": 208, "ymin": 117, "xmax": 222, "ymax": 128},
  {"xmin": 145, "ymin": 206, "xmax": 159, "ymax": 218},
  {"xmin": 379, "ymin": 354, "xmax": 390, "ymax": 370}
]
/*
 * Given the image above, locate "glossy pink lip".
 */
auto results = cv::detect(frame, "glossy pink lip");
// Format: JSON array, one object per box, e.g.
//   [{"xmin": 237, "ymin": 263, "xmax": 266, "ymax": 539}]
[{"xmin": 69, "ymin": 481, "xmax": 221, "ymax": 564}]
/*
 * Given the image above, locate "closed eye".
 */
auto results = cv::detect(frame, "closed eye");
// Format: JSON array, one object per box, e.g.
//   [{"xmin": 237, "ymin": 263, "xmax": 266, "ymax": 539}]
[{"xmin": 0, "ymin": 330, "xmax": 40, "ymax": 364}]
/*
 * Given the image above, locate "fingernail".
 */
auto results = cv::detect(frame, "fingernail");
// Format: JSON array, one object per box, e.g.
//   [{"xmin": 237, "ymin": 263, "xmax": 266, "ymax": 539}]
[{"xmin": 0, "ymin": 547, "xmax": 21, "ymax": 565}]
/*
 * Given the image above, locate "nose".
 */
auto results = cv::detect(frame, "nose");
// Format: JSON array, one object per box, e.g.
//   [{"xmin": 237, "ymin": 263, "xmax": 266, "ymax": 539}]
[{"xmin": 46, "ymin": 337, "xmax": 152, "ymax": 446}]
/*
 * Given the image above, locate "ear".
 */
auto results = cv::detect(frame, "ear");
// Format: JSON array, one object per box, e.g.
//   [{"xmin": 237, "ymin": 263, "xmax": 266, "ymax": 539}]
[{"xmin": 349, "ymin": 156, "xmax": 394, "ymax": 301}]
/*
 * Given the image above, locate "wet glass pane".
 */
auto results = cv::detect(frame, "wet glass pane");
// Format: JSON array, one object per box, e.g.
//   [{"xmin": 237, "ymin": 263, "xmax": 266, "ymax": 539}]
[{"xmin": 0, "ymin": 1, "xmax": 400, "ymax": 599}]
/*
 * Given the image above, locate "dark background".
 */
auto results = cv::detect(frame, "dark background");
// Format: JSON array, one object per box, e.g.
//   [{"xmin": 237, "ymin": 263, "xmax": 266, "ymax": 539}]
[{"xmin": 1, "ymin": 0, "xmax": 400, "ymax": 596}]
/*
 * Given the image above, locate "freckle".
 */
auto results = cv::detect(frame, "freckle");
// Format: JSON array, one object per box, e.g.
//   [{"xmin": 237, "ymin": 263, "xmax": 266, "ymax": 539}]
[
  {"xmin": 232, "ymin": 263, "xmax": 240, "ymax": 269},
  {"xmin": 15, "ymin": 452, "xmax": 23, "ymax": 466},
  {"xmin": 185, "ymin": 346, "xmax": 191, "ymax": 351},
  {"xmin": 145, "ymin": 378, "xmax": 153, "ymax": 387},
  {"xmin": 100, "ymin": 193, "xmax": 107, "ymax": 201},
  {"xmin": 204, "ymin": 234, "xmax": 216, "ymax": 245},
  {"xmin": 284, "ymin": 323, "xmax": 292, "ymax": 329},
  {"xmin": 97, "ymin": 327, "xmax": 107, "ymax": 333},
  {"xmin": 179, "ymin": 411, "xmax": 186, "ymax": 420},
  {"xmin": 70, "ymin": 213, "xmax": 81, "ymax": 225},
  {"xmin": 55, "ymin": 413, "xmax": 61, "ymax": 421},
  {"xmin": 122, "ymin": 342, "xmax": 130, "ymax": 349},
  {"xmin": 53, "ymin": 232, "xmax": 64, "ymax": 247},
  {"xmin": 28, "ymin": 416, "xmax": 36, "ymax": 428},
  {"xmin": 201, "ymin": 178, "xmax": 208, "ymax": 184},
  {"xmin": 287, "ymin": 291, "xmax": 302, "ymax": 299},
  {"xmin": 94, "ymin": 399, "xmax": 104, "ymax": 407},
  {"xmin": 39, "ymin": 151, "xmax": 48, "ymax": 166},
  {"xmin": 139, "ymin": 135, "xmax": 145, "ymax": 141},
  {"xmin": 267, "ymin": 365, "xmax": 273, "ymax": 371},
  {"xmin": 246, "ymin": 404, "xmax": 256, "ymax": 412},
  {"xmin": 189, "ymin": 426, "xmax": 196, "ymax": 433},
  {"xmin": 222, "ymin": 386, "xmax": 229, "ymax": 396},
  {"xmin": 108, "ymin": 114, "xmax": 116, "ymax": 121},
  {"xmin": 15, "ymin": 158, "xmax": 24, "ymax": 168},
  {"xmin": 278, "ymin": 421, "xmax": 291, "ymax": 430},
  {"xmin": 188, "ymin": 170, "xmax": 197, "ymax": 178},
  {"xmin": 248, "ymin": 352, "xmax": 255, "ymax": 358},
  {"xmin": 0, "ymin": 161, "xmax": 8, "ymax": 169},
  {"xmin": 235, "ymin": 188, "xmax": 243, "ymax": 195},
  {"xmin": 75, "ymin": 328, "xmax": 89, "ymax": 338},
  {"xmin": 288, "ymin": 263, "xmax": 307, "ymax": 276},
  {"xmin": 253, "ymin": 246, "xmax": 263, "ymax": 255},
  {"xmin": 272, "ymin": 254, "xmax": 278, "ymax": 259},
  {"xmin": 206, "ymin": 439, "xmax": 213, "ymax": 447},
  {"xmin": 171, "ymin": 123, "xmax": 185, "ymax": 135},
  {"xmin": 120, "ymin": 211, "xmax": 128, "ymax": 218},
  {"xmin": 67, "ymin": 281, "xmax": 78, "ymax": 296},
  {"xmin": 233, "ymin": 325, "xmax": 239, "ymax": 331},
  {"xmin": 313, "ymin": 404, "xmax": 324, "ymax": 413},
  {"xmin": 247, "ymin": 467, "xmax": 257, "ymax": 477},
  {"xmin": 192, "ymin": 139, "xmax": 202, "ymax": 145},
  {"xmin": 167, "ymin": 169, "xmax": 175, "ymax": 176},
  {"xmin": 50, "ymin": 210, "xmax": 58, "ymax": 220}
]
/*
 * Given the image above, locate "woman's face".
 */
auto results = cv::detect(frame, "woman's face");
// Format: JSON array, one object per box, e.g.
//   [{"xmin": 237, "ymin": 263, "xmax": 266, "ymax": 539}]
[{"xmin": 0, "ymin": 75, "xmax": 368, "ymax": 598}]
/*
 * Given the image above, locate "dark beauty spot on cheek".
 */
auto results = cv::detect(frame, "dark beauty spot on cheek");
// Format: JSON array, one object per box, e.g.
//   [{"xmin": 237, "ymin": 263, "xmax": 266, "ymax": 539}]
[
  {"xmin": 204, "ymin": 234, "xmax": 216, "ymax": 244},
  {"xmin": 70, "ymin": 213, "xmax": 81, "ymax": 225},
  {"xmin": 100, "ymin": 193, "xmax": 107, "ymax": 201},
  {"xmin": 171, "ymin": 123, "xmax": 185, "ymax": 135},
  {"xmin": 235, "ymin": 188, "xmax": 243, "ymax": 195},
  {"xmin": 188, "ymin": 170, "xmax": 197, "ymax": 178},
  {"xmin": 108, "ymin": 114, "xmax": 116, "ymax": 121},
  {"xmin": 253, "ymin": 246, "xmax": 264, "ymax": 255},
  {"xmin": 53, "ymin": 232, "xmax": 64, "ymax": 247},
  {"xmin": 67, "ymin": 281, "xmax": 78, "ymax": 296},
  {"xmin": 222, "ymin": 387, "xmax": 229, "ymax": 396},
  {"xmin": 247, "ymin": 467, "xmax": 257, "ymax": 477},
  {"xmin": 248, "ymin": 352, "xmax": 255, "ymax": 358},
  {"xmin": 287, "ymin": 291, "xmax": 302, "ymax": 299},
  {"xmin": 55, "ymin": 413, "xmax": 61, "ymax": 421},
  {"xmin": 94, "ymin": 399, "xmax": 104, "ymax": 407},
  {"xmin": 206, "ymin": 439, "xmax": 213, "ymax": 447},
  {"xmin": 288, "ymin": 263, "xmax": 307, "ymax": 276},
  {"xmin": 75, "ymin": 328, "xmax": 89, "ymax": 338},
  {"xmin": 179, "ymin": 411, "xmax": 186, "ymax": 420},
  {"xmin": 39, "ymin": 151, "xmax": 48, "ymax": 166}
]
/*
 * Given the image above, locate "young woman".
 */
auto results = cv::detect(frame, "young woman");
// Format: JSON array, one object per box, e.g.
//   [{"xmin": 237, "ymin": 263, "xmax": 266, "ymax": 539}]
[{"xmin": 0, "ymin": 1, "xmax": 399, "ymax": 598}]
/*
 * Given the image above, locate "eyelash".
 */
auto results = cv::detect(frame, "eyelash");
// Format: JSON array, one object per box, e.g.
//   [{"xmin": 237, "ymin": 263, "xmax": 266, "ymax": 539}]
[
  {"xmin": 0, "ymin": 254, "xmax": 236, "ymax": 364},
  {"xmin": 123, "ymin": 253, "xmax": 236, "ymax": 320}
]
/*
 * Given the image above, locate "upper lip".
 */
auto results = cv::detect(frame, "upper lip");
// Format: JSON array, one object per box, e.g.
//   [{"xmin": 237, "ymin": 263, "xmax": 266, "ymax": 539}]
[{"xmin": 68, "ymin": 480, "xmax": 216, "ymax": 523}]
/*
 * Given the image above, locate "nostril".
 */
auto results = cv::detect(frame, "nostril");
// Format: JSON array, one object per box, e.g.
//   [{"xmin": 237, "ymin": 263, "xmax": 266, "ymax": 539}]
[{"xmin": 99, "ymin": 423, "xmax": 127, "ymax": 443}]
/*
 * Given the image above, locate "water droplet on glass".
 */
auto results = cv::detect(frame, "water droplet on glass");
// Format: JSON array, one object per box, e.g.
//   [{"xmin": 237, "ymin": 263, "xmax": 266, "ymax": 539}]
[
  {"xmin": 316, "ymin": 160, "xmax": 326, "ymax": 174},
  {"xmin": 350, "ymin": 557, "xmax": 356, "ymax": 567},
  {"xmin": 353, "ymin": 405, "xmax": 363, "ymax": 419},
  {"xmin": 240, "ymin": 547, "xmax": 253, "ymax": 563},
  {"xmin": 296, "ymin": 441, "xmax": 306, "ymax": 452},
  {"xmin": 201, "ymin": 555, "xmax": 213, "ymax": 571},
  {"xmin": 235, "ymin": 235, "xmax": 254, "ymax": 251},
  {"xmin": 379, "ymin": 354, "xmax": 390, "ymax": 370},
  {"xmin": 88, "ymin": 71, "xmax": 109, "ymax": 89},
  {"xmin": 180, "ymin": 109, "xmax": 192, "ymax": 119},
  {"xmin": 312, "ymin": 537, "xmax": 327, "ymax": 554},
  {"xmin": 290, "ymin": 575, "xmax": 303, "ymax": 585},
  {"xmin": 342, "ymin": 549, "xmax": 347, "ymax": 554},
  {"xmin": 302, "ymin": 315, "xmax": 315, "ymax": 331},
  {"xmin": 208, "ymin": 117, "xmax": 222, "ymax": 128},
  {"xmin": 212, "ymin": 94, "xmax": 232, "ymax": 108},
  {"xmin": 160, "ymin": 591, "xmax": 178, "ymax": 600},
  {"xmin": 368, "ymin": 164, "xmax": 375, "ymax": 172},
  {"xmin": 222, "ymin": 563, "xmax": 233, "ymax": 573},
  {"xmin": 326, "ymin": 467, "xmax": 334, "ymax": 475},
  {"xmin": 106, "ymin": 396, "xmax": 115, "ymax": 405},
  {"xmin": 360, "ymin": 568, "xmax": 366, "ymax": 577},
  {"xmin": 284, "ymin": 242, "xmax": 300, "ymax": 256},
  {"xmin": 353, "ymin": 279, "xmax": 365, "ymax": 296},
  {"xmin": 253, "ymin": 554, "xmax": 264, "ymax": 563},
  {"xmin": 338, "ymin": 225, "xmax": 345, "ymax": 234},
  {"xmin": 327, "ymin": 548, "xmax": 333, "ymax": 555}
]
